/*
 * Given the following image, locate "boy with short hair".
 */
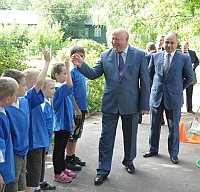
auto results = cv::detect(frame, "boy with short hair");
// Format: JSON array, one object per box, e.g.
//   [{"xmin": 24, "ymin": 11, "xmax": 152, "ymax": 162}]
[
  {"xmin": 34, "ymin": 78, "xmax": 56, "ymax": 191},
  {"xmin": 2, "ymin": 49, "xmax": 50, "ymax": 192},
  {"xmin": 0, "ymin": 77, "xmax": 19, "ymax": 192},
  {"xmin": 65, "ymin": 45, "xmax": 88, "ymax": 170},
  {"xmin": 23, "ymin": 49, "xmax": 51, "ymax": 192}
]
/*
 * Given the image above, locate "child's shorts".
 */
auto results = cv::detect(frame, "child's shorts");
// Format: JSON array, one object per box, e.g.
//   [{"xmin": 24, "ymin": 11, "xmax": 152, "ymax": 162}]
[
  {"xmin": 4, "ymin": 154, "xmax": 27, "ymax": 191},
  {"xmin": 26, "ymin": 148, "xmax": 45, "ymax": 187},
  {"xmin": 68, "ymin": 111, "xmax": 86, "ymax": 142}
]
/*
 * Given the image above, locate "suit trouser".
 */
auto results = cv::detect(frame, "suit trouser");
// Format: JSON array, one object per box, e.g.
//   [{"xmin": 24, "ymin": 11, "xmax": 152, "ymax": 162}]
[
  {"xmin": 138, "ymin": 112, "xmax": 165, "ymax": 124},
  {"xmin": 97, "ymin": 112, "xmax": 138, "ymax": 175},
  {"xmin": 186, "ymin": 84, "xmax": 193, "ymax": 112},
  {"xmin": 149, "ymin": 101, "xmax": 181, "ymax": 157}
]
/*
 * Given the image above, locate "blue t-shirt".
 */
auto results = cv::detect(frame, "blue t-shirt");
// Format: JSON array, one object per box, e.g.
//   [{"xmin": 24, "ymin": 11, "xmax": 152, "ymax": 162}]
[
  {"xmin": 0, "ymin": 109, "xmax": 15, "ymax": 184},
  {"xmin": 53, "ymin": 82, "xmax": 73, "ymax": 132},
  {"xmin": 29, "ymin": 104, "xmax": 49, "ymax": 150},
  {"xmin": 25, "ymin": 88, "xmax": 49, "ymax": 150},
  {"xmin": 5, "ymin": 88, "xmax": 44, "ymax": 157},
  {"xmin": 41, "ymin": 99, "xmax": 54, "ymax": 152},
  {"xmin": 71, "ymin": 66, "xmax": 87, "ymax": 111}
]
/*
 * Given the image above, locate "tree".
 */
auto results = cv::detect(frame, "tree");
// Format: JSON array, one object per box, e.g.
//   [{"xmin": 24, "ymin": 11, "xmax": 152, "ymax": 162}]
[
  {"xmin": 90, "ymin": 0, "xmax": 200, "ymax": 53},
  {"xmin": 0, "ymin": 45, "xmax": 27, "ymax": 76},
  {"xmin": 31, "ymin": 0, "xmax": 92, "ymax": 41},
  {"xmin": 0, "ymin": 0, "xmax": 31, "ymax": 10},
  {"xmin": 25, "ymin": 22, "xmax": 64, "ymax": 58}
]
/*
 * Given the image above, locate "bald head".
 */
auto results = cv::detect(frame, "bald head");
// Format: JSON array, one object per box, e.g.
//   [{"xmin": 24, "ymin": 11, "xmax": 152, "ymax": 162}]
[
  {"xmin": 112, "ymin": 28, "xmax": 129, "ymax": 38},
  {"xmin": 164, "ymin": 32, "xmax": 178, "ymax": 53},
  {"xmin": 111, "ymin": 28, "xmax": 129, "ymax": 52}
]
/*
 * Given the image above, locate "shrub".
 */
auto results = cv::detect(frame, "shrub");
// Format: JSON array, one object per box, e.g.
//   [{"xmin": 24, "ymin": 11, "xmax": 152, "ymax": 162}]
[{"xmin": 0, "ymin": 45, "xmax": 28, "ymax": 75}]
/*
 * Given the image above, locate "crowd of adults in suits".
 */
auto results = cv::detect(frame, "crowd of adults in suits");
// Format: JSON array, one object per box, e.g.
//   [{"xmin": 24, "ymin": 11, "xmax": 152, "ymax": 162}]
[{"xmin": 72, "ymin": 29, "xmax": 196, "ymax": 185}]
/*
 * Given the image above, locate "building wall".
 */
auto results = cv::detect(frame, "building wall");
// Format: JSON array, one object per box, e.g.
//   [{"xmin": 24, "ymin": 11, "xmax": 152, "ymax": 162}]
[{"xmin": 85, "ymin": 25, "xmax": 107, "ymax": 46}]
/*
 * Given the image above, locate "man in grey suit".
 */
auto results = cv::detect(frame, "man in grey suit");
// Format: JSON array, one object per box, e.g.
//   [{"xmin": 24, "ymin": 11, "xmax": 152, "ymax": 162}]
[
  {"xmin": 71, "ymin": 28, "xmax": 150, "ymax": 185},
  {"xmin": 143, "ymin": 33, "xmax": 193, "ymax": 164}
]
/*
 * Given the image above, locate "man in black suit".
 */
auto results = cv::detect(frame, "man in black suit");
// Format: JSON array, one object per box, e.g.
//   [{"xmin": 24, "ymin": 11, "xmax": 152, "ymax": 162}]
[
  {"xmin": 146, "ymin": 42, "xmax": 157, "ymax": 64},
  {"xmin": 139, "ymin": 41, "xmax": 165, "ymax": 124},
  {"xmin": 155, "ymin": 35, "xmax": 165, "ymax": 125},
  {"xmin": 181, "ymin": 41, "xmax": 199, "ymax": 114},
  {"xmin": 138, "ymin": 42, "xmax": 156, "ymax": 124},
  {"xmin": 155, "ymin": 34, "xmax": 165, "ymax": 52}
]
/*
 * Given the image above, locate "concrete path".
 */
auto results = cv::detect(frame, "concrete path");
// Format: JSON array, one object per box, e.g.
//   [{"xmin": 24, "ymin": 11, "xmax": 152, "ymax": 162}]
[{"xmin": 44, "ymin": 84, "xmax": 200, "ymax": 192}]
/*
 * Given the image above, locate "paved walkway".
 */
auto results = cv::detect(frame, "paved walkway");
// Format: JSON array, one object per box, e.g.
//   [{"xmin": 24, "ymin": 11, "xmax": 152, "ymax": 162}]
[{"xmin": 44, "ymin": 84, "xmax": 200, "ymax": 192}]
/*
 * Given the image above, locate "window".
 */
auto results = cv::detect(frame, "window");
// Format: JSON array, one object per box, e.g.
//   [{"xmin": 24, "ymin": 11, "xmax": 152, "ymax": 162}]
[{"xmin": 94, "ymin": 27, "xmax": 101, "ymax": 37}]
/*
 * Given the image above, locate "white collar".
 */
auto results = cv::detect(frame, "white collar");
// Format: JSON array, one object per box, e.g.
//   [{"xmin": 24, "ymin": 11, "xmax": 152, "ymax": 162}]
[
  {"xmin": 164, "ymin": 50, "xmax": 176, "ymax": 57},
  {"xmin": 12, "ymin": 99, "xmax": 19, "ymax": 109},
  {"xmin": 45, "ymin": 98, "xmax": 51, "ymax": 105},
  {"xmin": 0, "ymin": 107, "xmax": 6, "ymax": 115},
  {"xmin": 122, "ymin": 45, "xmax": 129, "ymax": 54}
]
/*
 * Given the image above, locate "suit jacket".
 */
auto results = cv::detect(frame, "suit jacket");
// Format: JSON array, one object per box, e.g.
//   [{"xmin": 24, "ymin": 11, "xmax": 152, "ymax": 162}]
[
  {"xmin": 188, "ymin": 49, "xmax": 199, "ymax": 71},
  {"xmin": 149, "ymin": 50, "xmax": 193, "ymax": 110},
  {"xmin": 78, "ymin": 45, "xmax": 150, "ymax": 115},
  {"xmin": 146, "ymin": 50, "xmax": 156, "ymax": 64}
]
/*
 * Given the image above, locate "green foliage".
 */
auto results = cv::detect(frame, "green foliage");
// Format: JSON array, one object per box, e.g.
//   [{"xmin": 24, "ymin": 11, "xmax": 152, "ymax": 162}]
[
  {"xmin": 0, "ymin": 23, "xmax": 63, "ymax": 59},
  {"xmin": 56, "ymin": 39, "xmax": 106, "ymax": 112},
  {"xmin": 31, "ymin": 0, "xmax": 91, "ymax": 41},
  {"xmin": 24, "ymin": 22, "xmax": 64, "ymax": 59},
  {"xmin": 0, "ymin": 45, "xmax": 28, "ymax": 75},
  {"xmin": 91, "ymin": 0, "xmax": 200, "ymax": 54},
  {"xmin": 0, "ymin": 24, "xmax": 29, "ymax": 50},
  {"xmin": 86, "ymin": 76, "xmax": 104, "ymax": 112},
  {"xmin": 0, "ymin": 0, "xmax": 31, "ymax": 10}
]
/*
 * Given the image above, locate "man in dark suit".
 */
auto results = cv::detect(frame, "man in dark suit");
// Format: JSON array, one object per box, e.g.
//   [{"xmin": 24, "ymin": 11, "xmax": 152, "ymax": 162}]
[
  {"xmin": 143, "ymin": 33, "xmax": 193, "ymax": 164},
  {"xmin": 155, "ymin": 34, "xmax": 165, "ymax": 52},
  {"xmin": 138, "ymin": 42, "xmax": 156, "ymax": 124},
  {"xmin": 180, "ymin": 41, "xmax": 199, "ymax": 114},
  {"xmin": 156, "ymin": 35, "xmax": 166, "ymax": 125},
  {"xmin": 146, "ymin": 42, "xmax": 157, "ymax": 64},
  {"xmin": 72, "ymin": 28, "xmax": 150, "ymax": 185}
]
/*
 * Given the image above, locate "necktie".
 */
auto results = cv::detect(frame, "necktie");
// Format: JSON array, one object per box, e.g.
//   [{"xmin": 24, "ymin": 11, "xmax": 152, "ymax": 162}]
[
  {"xmin": 163, "ymin": 53, "xmax": 171, "ymax": 78},
  {"xmin": 118, "ymin": 52, "xmax": 124, "ymax": 77}
]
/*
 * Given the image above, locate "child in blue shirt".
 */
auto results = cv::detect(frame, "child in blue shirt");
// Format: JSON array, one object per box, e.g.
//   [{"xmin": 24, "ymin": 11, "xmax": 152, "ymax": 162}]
[
  {"xmin": 65, "ymin": 45, "xmax": 88, "ymax": 171},
  {"xmin": 0, "ymin": 77, "xmax": 18, "ymax": 192},
  {"xmin": 34, "ymin": 78, "xmax": 56, "ymax": 191},
  {"xmin": 2, "ymin": 67, "xmax": 45, "ymax": 192},
  {"xmin": 51, "ymin": 56, "xmax": 76, "ymax": 183},
  {"xmin": 22, "ymin": 49, "xmax": 51, "ymax": 192}
]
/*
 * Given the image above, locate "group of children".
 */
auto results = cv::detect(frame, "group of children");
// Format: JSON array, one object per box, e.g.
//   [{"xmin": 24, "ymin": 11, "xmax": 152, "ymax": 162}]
[{"xmin": 0, "ymin": 45, "xmax": 88, "ymax": 192}]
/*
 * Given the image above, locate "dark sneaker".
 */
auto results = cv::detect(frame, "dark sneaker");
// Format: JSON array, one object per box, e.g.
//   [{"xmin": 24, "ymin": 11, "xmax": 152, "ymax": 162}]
[
  {"xmin": 74, "ymin": 156, "xmax": 86, "ymax": 166},
  {"xmin": 40, "ymin": 181, "xmax": 56, "ymax": 190},
  {"xmin": 65, "ymin": 158, "xmax": 81, "ymax": 171},
  {"xmin": 34, "ymin": 187, "xmax": 41, "ymax": 192}
]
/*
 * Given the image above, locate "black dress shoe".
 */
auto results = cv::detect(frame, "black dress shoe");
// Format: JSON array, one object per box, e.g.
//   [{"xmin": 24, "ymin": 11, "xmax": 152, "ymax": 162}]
[
  {"xmin": 94, "ymin": 174, "xmax": 107, "ymax": 185},
  {"xmin": 170, "ymin": 156, "xmax": 179, "ymax": 164},
  {"xmin": 143, "ymin": 151, "xmax": 158, "ymax": 158},
  {"xmin": 126, "ymin": 163, "xmax": 135, "ymax": 174},
  {"xmin": 188, "ymin": 111, "xmax": 195, "ymax": 114}
]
